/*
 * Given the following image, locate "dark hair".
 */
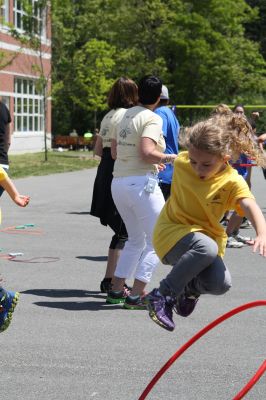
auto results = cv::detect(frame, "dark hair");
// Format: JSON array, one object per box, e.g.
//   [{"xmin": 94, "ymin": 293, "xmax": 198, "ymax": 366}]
[
  {"xmin": 108, "ymin": 77, "xmax": 138, "ymax": 109},
  {"xmin": 233, "ymin": 104, "xmax": 245, "ymax": 113},
  {"xmin": 158, "ymin": 99, "xmax": 169, "ymax": 107},
  {"xmin": 249, "ymin": 119, "xmax": 257, "ymax": 130},
  {"xmin": 138, "ymin": 75, "xmax": 162, "ymax": 105}
]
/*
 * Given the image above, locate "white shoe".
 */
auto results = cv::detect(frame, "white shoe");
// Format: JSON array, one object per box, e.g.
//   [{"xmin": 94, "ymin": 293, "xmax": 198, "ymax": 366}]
[
  {"xmin": 234, "ymin": 233, "xmax": 254, "ymax": 244},
  {"xmin": 226, "ymin": 236, "xmax": 244, "ymax": 248}
]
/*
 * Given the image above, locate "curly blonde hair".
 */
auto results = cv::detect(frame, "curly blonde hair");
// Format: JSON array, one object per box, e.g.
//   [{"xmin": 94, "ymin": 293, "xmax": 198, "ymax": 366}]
[{"xmin": 179, "ymin": 104, "xmax": 266, "ymax": 167}]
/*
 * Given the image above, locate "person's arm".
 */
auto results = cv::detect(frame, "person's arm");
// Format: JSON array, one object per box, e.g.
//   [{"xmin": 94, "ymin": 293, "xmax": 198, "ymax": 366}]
[
  {"xmin": 93, "ymin": 135, "xmax": 103, "ymax": 157},
  {"xmin": 111, "ymin": 138, "xmax": 117, "ymax": 160},
  {"xmin": 0, "ymin": 176, "xmax": 30, "ymax": 207},
  {"xmin": 139, "ymin": 137, "xmax": 176, "ymax": 164},
  {"xmin": 238, "ymin": 197, "xmax": 266, "ymax": 256},
  {"xmin": 257, "ymin": 133, "xmax": 266, "ymax": 151},
  {"xmin": 245, "ymin": 166, "xmax": 252, "ymax": 189},
  {"xmin": 4, "ymin": 122, "xmax": 11, "ymax": 153}
]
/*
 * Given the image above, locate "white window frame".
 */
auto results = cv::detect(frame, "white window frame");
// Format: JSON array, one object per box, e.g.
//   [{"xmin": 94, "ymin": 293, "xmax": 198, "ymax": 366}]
[
  {"xmin": 14, "ymin": 77, "xmax": 44, "ymax": 134},
  {"xmin": 13, "ymin": 0, "xmax": 46, "ymax": 39},
  {"xmin": 0, "ymin": 0, "xmax": 9, "ymax": 23}
]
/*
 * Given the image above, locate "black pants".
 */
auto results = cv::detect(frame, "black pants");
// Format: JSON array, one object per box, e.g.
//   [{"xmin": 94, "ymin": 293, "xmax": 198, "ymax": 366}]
[
  {"xmin": 159, "ymin": 182, "xmax": 171, "ymax": 201},
  {"xmin": 107, "ymin": 211, "xmax": 128, "ymax": 250}
]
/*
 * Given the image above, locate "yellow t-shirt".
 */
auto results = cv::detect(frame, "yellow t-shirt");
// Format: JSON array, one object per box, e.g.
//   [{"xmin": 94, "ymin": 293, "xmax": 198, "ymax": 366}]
[
  {"xmin": 113, "ymin": 106, "xmax": 165, "ymax": 177},
  {"xmin": 153, "ymin": 151, "xmax": 254, "ymax": 260},
  {"xmin": 0, "ymin": 167, "xmax": 7, "ymax": 224},
  {"xmin": 99, "ymin": 108, "xmax": 126, "ymax": 148}
]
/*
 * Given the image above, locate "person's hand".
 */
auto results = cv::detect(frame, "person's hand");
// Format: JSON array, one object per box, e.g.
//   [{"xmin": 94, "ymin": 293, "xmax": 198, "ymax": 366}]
[
  {"xmin": 156, "ymin": 163, "xmax": 166, "ymax": 172},
  {"xmin": 252, "ymin": 234, "xmax": 266, "ymax": 257},
  {"xmin": 14, "ymin": 195, "xmax": 30, "ymax": 207},
  {"xmin": 162, "ymin": 154, "xmax": 177, "ymax": 164}
]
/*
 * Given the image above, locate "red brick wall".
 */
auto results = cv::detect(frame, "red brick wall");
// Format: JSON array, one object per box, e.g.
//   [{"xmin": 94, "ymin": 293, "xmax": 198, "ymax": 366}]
[{"xmin": 0, "ymin": 1, "xmax": 52, "ymax": 139}]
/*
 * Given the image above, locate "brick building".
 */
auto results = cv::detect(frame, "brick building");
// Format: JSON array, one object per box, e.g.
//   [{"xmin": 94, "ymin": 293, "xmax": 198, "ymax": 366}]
[{"xmin": 0, "ymin": 0, "xmax": 51, "ymax": 153}]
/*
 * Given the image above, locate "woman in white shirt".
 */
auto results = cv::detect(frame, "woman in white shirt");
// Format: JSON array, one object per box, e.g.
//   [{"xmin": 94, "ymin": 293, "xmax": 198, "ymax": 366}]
[{"xmin": 107, "ymin": 75, "xmax": 177, "ymax": 309}]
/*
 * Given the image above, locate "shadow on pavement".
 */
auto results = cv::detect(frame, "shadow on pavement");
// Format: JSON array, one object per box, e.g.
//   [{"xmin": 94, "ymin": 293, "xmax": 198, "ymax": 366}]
[
  {"xmin": 67, "ymin": 211, "xmax": 91, "ymax": 215},
  {"xmin": 76, "ymin": 256, "xmax": 107, "ymax": 261},
  {"xmin": 21, "ymin": 288, "xmax": 104, "ymax": 298},
  {"xmin": 21, "ymin": 289, "xmax": 122, "ymax": 311},
  {"xmin": 33, "ymin": 300, "xmax": 123, "ymax": 311}
]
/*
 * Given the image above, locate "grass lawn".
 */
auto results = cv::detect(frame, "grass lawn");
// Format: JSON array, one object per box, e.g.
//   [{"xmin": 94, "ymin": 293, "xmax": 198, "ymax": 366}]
[{"xmin": 9, "ymin": 150, "xmax": 99, "ymax": 179}]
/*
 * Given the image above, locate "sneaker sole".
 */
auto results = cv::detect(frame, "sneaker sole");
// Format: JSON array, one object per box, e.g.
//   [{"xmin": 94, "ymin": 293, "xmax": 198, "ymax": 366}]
[
  {"xmin": 0, "ymin": 292, "xmax": 20, "ymax": 333},
  {"xmin": 106, "ymin": 297, "xmax": 126, "ymax": 304},
  {"xmin": 123, "ymin": 303, "xmax": 146, "ymax": 310},
  {"xmin": 145, "ymin": 301, "xmax": 175, "ymax": 332},
  {"xmin": 226, "ymin": 243, "xmax": 244, "ymax": 248}
]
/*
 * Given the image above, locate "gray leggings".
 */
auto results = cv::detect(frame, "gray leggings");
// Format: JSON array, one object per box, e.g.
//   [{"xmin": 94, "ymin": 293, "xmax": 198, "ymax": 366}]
[{"xmin": 160, "ymin": 232, "xmax": 232, "ymax": 297}]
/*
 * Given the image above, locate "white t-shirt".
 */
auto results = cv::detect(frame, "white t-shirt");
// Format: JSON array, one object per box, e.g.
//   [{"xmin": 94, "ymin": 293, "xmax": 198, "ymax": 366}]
[
  {"xmin": 99, "ymin": 108, "xmax": 126, "ymax": 148},
  {"xmin": 113, "ymin": 106, "xmax": 165, "ymax": 177}
]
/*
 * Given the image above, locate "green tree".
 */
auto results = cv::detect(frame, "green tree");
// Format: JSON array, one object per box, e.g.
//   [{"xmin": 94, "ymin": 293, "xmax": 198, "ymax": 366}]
[
  {"xmin": 245, "ymin": 0, "xmax": 266, "ymax": 59},
  {"xmin": 73, "ymin": 39, "xmax": 116, "ymax": 129},
  {"xmin": 51, "ymin": 0, "xmax": 266, "ymax": 134},
  {"xmin": 157, "ymin": 0, "xmax": 266, "ymax": 105}
]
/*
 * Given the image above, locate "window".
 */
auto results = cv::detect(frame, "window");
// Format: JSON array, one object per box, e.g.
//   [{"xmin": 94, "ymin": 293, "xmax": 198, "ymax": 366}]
[
  {"xmin": 14, "ymin": 78, "xmax": 44, "ymax": 133},
  {"xmin": 13, "ymin": 0, "xmax": 46, "ymax": 38},
  {"xmin": 0, "ymin": 0, "xmax": 9, "ymax": 23}
]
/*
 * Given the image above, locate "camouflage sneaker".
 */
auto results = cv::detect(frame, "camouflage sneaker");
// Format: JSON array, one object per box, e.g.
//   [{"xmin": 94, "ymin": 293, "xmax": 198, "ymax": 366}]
[{"xmin": 0, "ymin": 290, "xmax": 20, "ymax": 333}]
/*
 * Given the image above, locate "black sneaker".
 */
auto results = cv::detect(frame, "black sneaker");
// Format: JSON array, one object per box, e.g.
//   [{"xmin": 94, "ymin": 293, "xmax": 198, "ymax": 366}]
[
  {"xmin": 174, "ymin": 293, "xmax": 199, "ymax": 317},
  {"xmin": 100, "ymin": 279, "xmax": 132, "ymax": 294},
  {"xmin": 123, "ymin": 295, "xmax": 146, "ymax": 310},
  {"xmin": 106, "ymin": 287, "xmax": 130, "ymax": 304},
  {"xmin": 100, "ymin": 278, "xmax": 112, "ymax": 293}
]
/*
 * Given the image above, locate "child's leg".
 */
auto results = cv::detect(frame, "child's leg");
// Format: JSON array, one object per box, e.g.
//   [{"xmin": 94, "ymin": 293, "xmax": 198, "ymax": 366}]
[
  {"xmin": 187, "ymin": 255, "xmax": 232, "ymax": 296},
  {"xmin": 145, "ymin": 232, "xmax": 219, "ymax": 331},
  {"xmin": 159, "ymin": 232, "xmax": 219, "ymax": 297},
  {"xmin": 226, "ymin": 211, "xmax": 243, "ymax": 237}
]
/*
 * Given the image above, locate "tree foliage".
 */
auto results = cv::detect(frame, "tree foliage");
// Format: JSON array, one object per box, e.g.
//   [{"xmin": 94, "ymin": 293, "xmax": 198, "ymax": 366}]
[{"xmin": 51, "ymin": 0, "xmax": 266, "ymax": 135}]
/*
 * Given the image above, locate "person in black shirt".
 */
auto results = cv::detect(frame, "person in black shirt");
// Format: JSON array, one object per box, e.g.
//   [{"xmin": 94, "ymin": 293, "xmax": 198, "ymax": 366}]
[{"xmin": 0, "ymin": 97, "xmax": 12, "ymax": 197}]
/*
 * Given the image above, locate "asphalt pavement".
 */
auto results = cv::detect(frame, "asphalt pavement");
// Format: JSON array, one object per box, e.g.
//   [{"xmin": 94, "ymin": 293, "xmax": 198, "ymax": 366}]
[{"xmin": 0, "ymin": 165, "xmax": 265, "ymax": 400}]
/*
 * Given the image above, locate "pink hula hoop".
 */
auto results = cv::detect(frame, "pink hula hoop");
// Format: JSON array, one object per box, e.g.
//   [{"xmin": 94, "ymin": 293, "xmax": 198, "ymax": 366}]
[{"xmin": 139, "ymin": 300, "xmax": 266, "ymax": 400}]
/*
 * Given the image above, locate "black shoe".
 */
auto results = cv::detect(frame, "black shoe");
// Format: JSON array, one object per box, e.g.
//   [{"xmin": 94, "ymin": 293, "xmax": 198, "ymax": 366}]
[
  {"xmin": 123, "ymin": 295, "xmax": 146, "ymax": 310},
  {"xmin": 106, "ymin": 287, "xmax": 130, "ymax": 304},
  {"xmin": 100, "ymin": 278, "xmax": 112, "ymax": 293},
  {"xmin": 100, "ymin": 278, "xmax": 132, "ymax": 294},
  {"xmin": 174, "ymin": 293, "xmax": 199, "ymax": 317}
]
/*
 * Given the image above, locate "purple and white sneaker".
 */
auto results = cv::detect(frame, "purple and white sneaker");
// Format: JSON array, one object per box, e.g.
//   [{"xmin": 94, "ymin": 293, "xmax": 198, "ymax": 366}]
[{"xmin": 144, "ymin": 289, "xmax": 175, "ymax": 331}]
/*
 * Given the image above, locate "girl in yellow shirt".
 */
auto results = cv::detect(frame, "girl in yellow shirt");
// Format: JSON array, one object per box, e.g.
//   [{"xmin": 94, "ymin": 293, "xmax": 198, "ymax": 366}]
[{"xmin": 145, "ymin": 108, "xmax": 266, "ymax": 331}]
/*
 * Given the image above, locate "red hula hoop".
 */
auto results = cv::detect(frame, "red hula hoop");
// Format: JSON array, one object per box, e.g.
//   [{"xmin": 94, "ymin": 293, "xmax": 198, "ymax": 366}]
[
  {"xmin": 138, "ymin": 300, "xmax": 266, "ymax": 400},
  {"xmin": 233, "ymin": 360, "xmax": 266, "ymax": 400},
  {"xmin": 232, "ymin": 164, "xmax": 257, "ymax": 167}
]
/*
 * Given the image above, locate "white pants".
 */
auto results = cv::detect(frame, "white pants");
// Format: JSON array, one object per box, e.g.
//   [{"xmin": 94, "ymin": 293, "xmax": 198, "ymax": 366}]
[{"xmin": 111, "ymin": 175, "xmax": 165, "ymax": 283}]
